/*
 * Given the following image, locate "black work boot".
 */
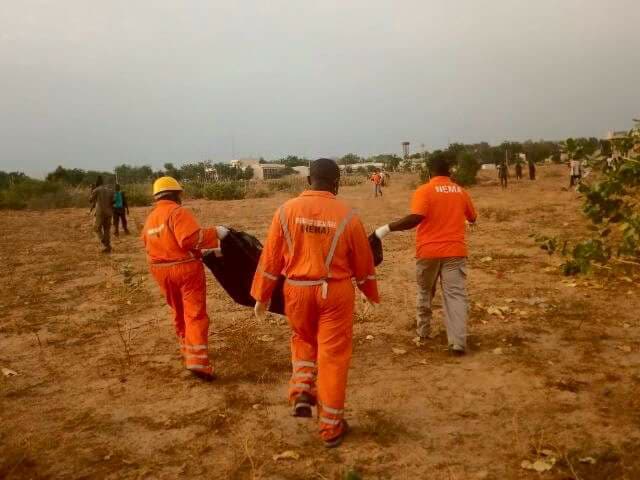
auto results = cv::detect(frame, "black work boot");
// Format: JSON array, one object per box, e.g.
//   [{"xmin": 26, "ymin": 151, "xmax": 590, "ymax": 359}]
[
  {"xmin": 292, "ymin": 393, "xmax": 315, "ymax": 418},
  {"xmin": 191, "ymin": 370, "xmax": 216, "ymax": 382}
]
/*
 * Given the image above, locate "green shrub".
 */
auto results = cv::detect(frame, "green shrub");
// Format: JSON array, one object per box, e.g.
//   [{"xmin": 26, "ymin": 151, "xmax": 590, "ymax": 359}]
[
  {"xmin": 204, "ymin": 181, "xmax": 246, "ymax": 200},
  {"xmin": 266, "ymin": 177, "xmax": 305, "ymax": 194},
  {"xmin": 453, "ymin": 152, "xmax": 481, "ymax": 186},
  {"xmin": 122, "ymin": 184, "xmax": 153, "ymax": 206},
  {"xmin": 0, "ymin": 179, "xmax": 84, "ymax": 210},
  {"xmin": 0, "ymin": 180, "xmax": 152, "ymax": 210},
  {"xmin": 183, "ymin": 183, "xmax": 205, "ymax": 199}
]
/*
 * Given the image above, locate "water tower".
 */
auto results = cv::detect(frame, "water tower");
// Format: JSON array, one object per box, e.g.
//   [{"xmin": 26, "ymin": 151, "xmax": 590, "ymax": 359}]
[{"xmin": 402, "ymin": 141, "xmax": 410, "ymax": 159}]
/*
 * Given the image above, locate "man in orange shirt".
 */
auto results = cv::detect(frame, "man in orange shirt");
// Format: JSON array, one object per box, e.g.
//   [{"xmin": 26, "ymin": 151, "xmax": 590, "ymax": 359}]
[
  {"xmin": 142, "ymin": 176, "xmax": 228, "ymax": 381},
  {"xmin": 370, "ymin": 170, "xmax": 382, "ymax": 197},
  {"xmin": 251, "ymin": 158, "xmax": 379, "ymax": 448},
  {"xmin": 375, "ymin": 153, "xmax": 477, "ymax": 355}
]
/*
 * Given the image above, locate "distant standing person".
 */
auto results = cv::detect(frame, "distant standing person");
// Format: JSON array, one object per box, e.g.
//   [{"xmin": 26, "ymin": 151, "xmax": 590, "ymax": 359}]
[
  {"xmin": 89, "ymin": 176, "xmax": 114, "ymax": 253},
  {"xmin": 113, "ymin": 184, "xmax": 130, "ymax": 236},
  {"xmin": 569, "ymin": 158, "xmax": 583, "ymax": 188},
  {"xmin": 515, "ymin": 162, "xmax": 523, "ymax": 180},
  {"xmin": 528, "ymin": 160, "xmax": 536, "ymax": 180},
  {"xmin": 498, "ymin": 162, "xmax": 508, "ymax": 189},
  {"xmin": 371, "ymin": 170, "xmax": 382, "ymax": 197}
]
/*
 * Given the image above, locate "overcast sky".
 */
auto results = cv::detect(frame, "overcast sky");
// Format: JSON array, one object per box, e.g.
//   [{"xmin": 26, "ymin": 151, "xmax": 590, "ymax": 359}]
[{"xmin": 0, "ymin": 1, "xmax": 638, "ymax": 176}]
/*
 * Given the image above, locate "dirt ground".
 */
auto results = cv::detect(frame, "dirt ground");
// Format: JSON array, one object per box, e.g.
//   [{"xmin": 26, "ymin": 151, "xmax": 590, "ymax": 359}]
[{"xmin": 1, "ymin": 166, "xmax": 639, "ymax": 480}]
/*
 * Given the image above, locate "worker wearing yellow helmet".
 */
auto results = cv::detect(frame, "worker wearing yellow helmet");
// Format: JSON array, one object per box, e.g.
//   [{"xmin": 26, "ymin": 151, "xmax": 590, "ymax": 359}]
[{"xmin": 142, "ymin": 176, "xmax": 229, "ymax": 381}]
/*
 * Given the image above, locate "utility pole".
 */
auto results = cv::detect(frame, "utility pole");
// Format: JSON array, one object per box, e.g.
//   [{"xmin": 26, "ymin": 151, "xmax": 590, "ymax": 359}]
[{"xmin": 231, "ymin": 134, "xmax": 236, "ymax": 160}]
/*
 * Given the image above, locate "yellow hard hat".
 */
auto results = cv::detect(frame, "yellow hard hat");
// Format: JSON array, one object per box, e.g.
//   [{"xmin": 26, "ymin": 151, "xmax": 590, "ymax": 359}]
[{"xmin": 153, "ymin": 176, "xmax": 183, "ymax": 196}]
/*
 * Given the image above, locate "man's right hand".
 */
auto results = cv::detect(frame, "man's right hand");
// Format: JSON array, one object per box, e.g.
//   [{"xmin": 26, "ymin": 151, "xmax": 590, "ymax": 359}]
[
  {"xmin": 374, "ymin": 225, "xmax": 391, "ymax": 239},
  {"xmin": 254, "ymin": 301, "xmax": 268, "ymax": 321}
]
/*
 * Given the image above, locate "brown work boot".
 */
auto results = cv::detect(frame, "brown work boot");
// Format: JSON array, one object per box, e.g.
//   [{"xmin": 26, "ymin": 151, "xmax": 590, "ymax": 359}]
[
  {"xmin": 101, "ymin": 246, "xmax": 112, "ymax": 254},
  {"xmin": 324, "ymin": 420, "xmax": 350, "ymax": 448},
  {"xmin": 292, "ymin": 393, "xmax": 315, "ymax": 418}
]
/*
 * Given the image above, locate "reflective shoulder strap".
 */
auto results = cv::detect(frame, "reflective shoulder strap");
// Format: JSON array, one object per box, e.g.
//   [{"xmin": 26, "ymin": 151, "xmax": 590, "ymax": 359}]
[
  {"xmin": 279, "ymin": 206, "xmax": 294, "ymax": 252},
  {"xmin": 324, "ymin": 209, "xmax": 355, "ymax": 275}
]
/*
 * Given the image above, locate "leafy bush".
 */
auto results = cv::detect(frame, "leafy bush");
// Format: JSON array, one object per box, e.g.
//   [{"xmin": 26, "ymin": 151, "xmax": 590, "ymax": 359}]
[
  {"xmin": 0, "ymin": 179, "xmax": 86, "ymax": 210},
  {"xmin": 204, "ymin": 181, "xmax": 246, "ymax": 200},
  {"xmin": 453, "ymin": 152, "xmax": 481, "ymax": 187},
  {"xmin": 535, "ymin": 121, "xmax": 640, "ymax": 275}
]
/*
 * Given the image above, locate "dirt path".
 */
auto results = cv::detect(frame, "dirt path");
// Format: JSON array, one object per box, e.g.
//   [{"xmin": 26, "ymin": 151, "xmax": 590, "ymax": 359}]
[{"xmin": 1, "ymin": 166, "xmax": 638, "ymax": 479}]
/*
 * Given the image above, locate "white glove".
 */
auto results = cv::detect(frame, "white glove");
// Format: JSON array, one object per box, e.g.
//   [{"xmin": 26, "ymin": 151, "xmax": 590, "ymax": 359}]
[
  {"xmin": 254, "ymin": 301, "xmax": 268, "ymax": 321},
  {"xmin": 375, "ymin": 225, "xmax": 391, "ymax": 239},
  {"xmin": 216, "ymin": 226, "xmax": 230, "ymax": 239}
]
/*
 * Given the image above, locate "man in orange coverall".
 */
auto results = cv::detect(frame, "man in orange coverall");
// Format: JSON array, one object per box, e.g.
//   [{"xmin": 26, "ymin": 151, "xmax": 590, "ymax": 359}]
[
  {"xmin": 142, "ymin": 176, "xmax": 228, "ymax": 382},
  {"xmin": 251, "ymin": 158, "xmax": 379, "ymax": 448}
]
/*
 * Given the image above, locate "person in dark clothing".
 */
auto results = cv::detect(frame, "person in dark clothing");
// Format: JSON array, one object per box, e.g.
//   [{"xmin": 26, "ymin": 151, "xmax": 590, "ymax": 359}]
[
  {"xmin": 498, "ymin": 162, "xmax": 508, "ymax": 189},
  {"xmin": 528, "ymin": 161, "xmax": 536, "ymax": 180},
  {"xmin": 89, "ymin": 176, "xmax": 114, "ymax": 253},
  {"xmin": 515, "ymin": 162, "xmax": 523, "ymax": 180},
  {"xmin": 112, "ymin": 184, "xmax": 130, "ymax": 236}
]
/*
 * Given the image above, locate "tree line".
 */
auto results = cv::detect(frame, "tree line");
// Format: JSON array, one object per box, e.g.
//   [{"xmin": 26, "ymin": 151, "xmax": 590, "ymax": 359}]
[{"xmin": 0, "ymin": 136, "xmax": 605, "ymax": 191}]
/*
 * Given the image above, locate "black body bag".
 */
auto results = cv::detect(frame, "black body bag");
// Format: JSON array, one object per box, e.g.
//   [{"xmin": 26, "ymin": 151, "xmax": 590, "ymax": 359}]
[
  {"xmin": 202, "ymin": 229, "xmax": 286, "ymax": 315},
  {"xmin": 368, "ymin": 233, "xmax": 383, "ymax": 267}
]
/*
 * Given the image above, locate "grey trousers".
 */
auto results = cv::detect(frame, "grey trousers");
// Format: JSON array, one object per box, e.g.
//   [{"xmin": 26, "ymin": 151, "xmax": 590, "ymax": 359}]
[{"xmin": 416, "ymin": 257, "xmax": 468, "ymax": 348}]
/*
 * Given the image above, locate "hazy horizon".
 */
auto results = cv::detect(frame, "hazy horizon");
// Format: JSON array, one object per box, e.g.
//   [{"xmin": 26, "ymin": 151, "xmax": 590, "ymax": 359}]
[{"xmin": 1, "ymin": 0, "xmax": 638, "ymax": 177}]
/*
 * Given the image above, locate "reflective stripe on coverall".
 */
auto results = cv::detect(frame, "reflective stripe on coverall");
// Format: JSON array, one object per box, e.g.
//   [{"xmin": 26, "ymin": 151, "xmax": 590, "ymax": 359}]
[
  {"xmin": 142, "ymin": 200, "xmax": 219, "ymax": 375},
  {"xmin": 250, "ymin": 190, "xmax": 379, "ymax": 441}
]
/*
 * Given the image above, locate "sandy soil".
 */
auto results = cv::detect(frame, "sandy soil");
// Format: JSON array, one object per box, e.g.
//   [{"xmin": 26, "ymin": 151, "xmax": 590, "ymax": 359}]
[{"xmin": 1, "ymin": 166, "xmax": 638, "ymax": 479}]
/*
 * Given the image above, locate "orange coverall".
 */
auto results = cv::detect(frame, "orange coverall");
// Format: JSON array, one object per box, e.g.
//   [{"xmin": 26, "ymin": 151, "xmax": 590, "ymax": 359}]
[
  {"xmin": 251, "ymin": 190, "xmax": 379, "ymax": 441},
  {"xmin": 142, "ymin": 200, "xmax": 219, "ymax": 376}
]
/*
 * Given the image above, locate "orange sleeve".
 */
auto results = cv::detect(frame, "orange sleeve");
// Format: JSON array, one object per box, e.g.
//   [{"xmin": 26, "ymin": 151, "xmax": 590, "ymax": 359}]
[
  {"xmin": 463, "ymin": 191, "xmax": 477, "ymax": 222},
  {"xmin": 251, "ymin": 210, "xmax": 286, "ymax": 303},
  {"xmin": 171, "ymin": 208, "xmax": 219, "ymax": 251},
  {"xmin": 410, "ymin": 186, "xmax": 429, "ymax": 216},
  {"xmin": 348, "ymin": 216, "xmax": 380, "ymax": 303}
]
